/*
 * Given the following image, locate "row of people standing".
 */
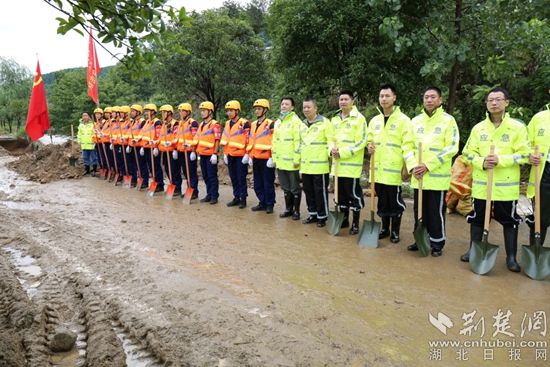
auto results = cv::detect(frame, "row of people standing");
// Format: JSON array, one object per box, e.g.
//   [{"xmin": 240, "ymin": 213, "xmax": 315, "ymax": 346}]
[{"xmin": 86, "ymin": 84, "xmax": 549, "ymax": 274}]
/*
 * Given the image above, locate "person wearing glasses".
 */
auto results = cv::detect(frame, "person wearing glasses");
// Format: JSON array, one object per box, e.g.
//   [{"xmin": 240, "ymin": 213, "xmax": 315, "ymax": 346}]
[{"xmin": 460, "ymin": 87, "xmax": 530, "ymax": 272}]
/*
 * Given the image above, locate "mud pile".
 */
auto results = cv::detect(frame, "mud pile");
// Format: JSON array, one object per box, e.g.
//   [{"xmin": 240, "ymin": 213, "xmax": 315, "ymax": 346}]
[{"xmin": 8, "ymin": 142, "xmax": 82, "ymax": 183}]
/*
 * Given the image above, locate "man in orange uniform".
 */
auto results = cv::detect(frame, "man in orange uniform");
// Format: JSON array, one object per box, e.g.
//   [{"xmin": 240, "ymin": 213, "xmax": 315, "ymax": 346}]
[
  {"xmin": 128, "ymin": 104, "xmax": 149, "ymax": 189},
  {"xmin": 246, "ymin": 99, "xmax": 275, "ymax": 213},
  {"xmin": 194, "ymin": 101, "xmax": 221, "ymax": 204},
  {"xmin": 175, "ymin": 103, "xmax": 199, "ymax": 199},
  {"xmin": 100, "ymin": 107, "xmax": 113, "ymax": 179},
  {"xmin": 142, "ymin": 104, "xmax": 164, "ymax": 193},
  {"xmin": 159, "ymin": 104, "xmax": 181, "ymax": 196},
  {"xmin": 221, "ymin": 100, "xmax": 251, "ymax": 208}
]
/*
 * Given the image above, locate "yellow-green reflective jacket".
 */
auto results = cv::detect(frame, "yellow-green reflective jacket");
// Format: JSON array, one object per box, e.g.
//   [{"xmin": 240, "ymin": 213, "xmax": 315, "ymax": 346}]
[
  {"xmin": 272, "ymin": 111, "xmax": 302, "ymax": 171},
  {"xmin": 299, "ymin": 114, "xmax": 334, "ymax": 175},
  {"xmin": 527, "ymin": 105, "xmax": 550, "ymax": 198},
  {"xmin": 77, "ymin": 121, "xmax": 95, "ymax": 149},
  {"xmin": 330, "ymin": 106, "xmax": 367, "ymax": 178},
  {"xmin": 463, "ymin": 113, "xmax": 529, "ymax": 201},
  {"xmin": 367, "ymin": 106, "xmax": 412, "ymax": 186},
  {"xmin": 405, "ymin": 106, "xmax": 459, "ymax": 191}
]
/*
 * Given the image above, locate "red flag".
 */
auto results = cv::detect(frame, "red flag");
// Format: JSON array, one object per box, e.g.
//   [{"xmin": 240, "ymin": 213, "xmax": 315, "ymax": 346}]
[
  {"xmin": 87, "ymin": 30, "xmax": 100, "ymax": 105},
  {"xmin": 25, "ymin": 61, "xmax": 50, "ymax": 141}
]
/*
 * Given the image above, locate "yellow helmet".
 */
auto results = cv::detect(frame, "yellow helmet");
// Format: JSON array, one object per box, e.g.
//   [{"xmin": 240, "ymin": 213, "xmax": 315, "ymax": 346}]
[
  {"xmin": 199, "ymin": 101, "xmax": 214, "ymax": 112},
  {"xmin": 120, "ymin": 106, "xmax": 131, "ymax": 114},
  {"xmin": 112, "ymin": 106, "xmax": 121, "ymax": 113},
  {"xmin": 104, "ymin": 107, "xmax": 113, "ymax": 113},
  {"xmin": 144, "ymin": 103, "xmax": 157, "ymax": 112},
  {"xmin": 253, "ymin": 99, "xmax": 270, "ymax": 110},
  {"xmin": 130, "ymin": 104, "xmax": 143, "ymax": 113},
  {"xmin": 225, "ymin": 100, "xmax": 241, "ymax": 110},
  {"xmin": 93, "ymin": 107, "xmax": 104, "ymax": 114},
  {"xmin": 159, "ymin": 104, "xmax": 174, "ymax": 113},
  {"xmin": 178, "ymin": 103, "xmax": 192, "ymax": 112}
]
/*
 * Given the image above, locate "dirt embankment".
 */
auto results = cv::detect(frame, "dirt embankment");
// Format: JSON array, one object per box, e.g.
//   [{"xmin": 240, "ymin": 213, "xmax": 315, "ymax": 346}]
[{"xmin": 7, "ymin": 142, "xmax": 82, "ymax": 183}]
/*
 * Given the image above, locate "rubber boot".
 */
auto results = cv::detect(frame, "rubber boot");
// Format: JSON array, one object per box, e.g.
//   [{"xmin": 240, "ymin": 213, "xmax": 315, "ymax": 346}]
[
  {"xmin": 83, "ymin": 165, "xmax": 90, "ymax": 176},
  {"xmin": 350, "ymin": 210, "xmax": 360, "ymax": 235},
  {"xmin": 503, "ymin": 225, "xmax": 521, "ymax": 272},
  {"xmin": 460, "ymin": 224, "xmax": 483, "ymax": 262},
  {"xmin": 91, "ymin": 164, "xmax": 97, "ymax": 177},
  {"xmin": 378, "ymin": 217, "xmax": 390, "ymax": 239},
  {"xmin": 292, "ymin": 194, "xmax": 301, "ymax": 220},
  {"xmin": 279, "ymin": 192, "xmax": 293, "ymax": 218},
  {"xmin": 390, "ymin": 215, "xmax": 401, "ymax": 243},
  {"xmin": 341, "ymin": 209, "xmax": 350, "ymax": 228}
]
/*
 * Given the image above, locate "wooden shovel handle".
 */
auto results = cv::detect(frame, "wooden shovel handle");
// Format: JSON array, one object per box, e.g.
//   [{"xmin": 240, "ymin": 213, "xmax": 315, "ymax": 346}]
[
  {"xmin": 333, "ymin": 158, "xmax": 339, "ymax": 208},
  {"xmin": 370, "ymin": 151, "xmax": 375, "ymax": 213},
  {"xmin": 417, "ymin": 142, "xmax": 423, "ymax": 220},
  {"xmin": 483, "ymin": 145, "xmax": 495, "ymax": 232},
  {"xmin": 534, "ymin": 145, "xmax": 541, "ymax": 233}
]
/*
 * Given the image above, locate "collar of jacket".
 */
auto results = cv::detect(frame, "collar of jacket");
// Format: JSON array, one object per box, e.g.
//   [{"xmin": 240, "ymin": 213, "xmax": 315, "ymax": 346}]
[
  {"xmin": 481, "ymin": 112, "xmax": 512, "ymax": 127},
  {"xmin": 336, "ymin": 106, "xmax": 360, "ymax": 120},
  {"xmin": 303, "ymin": 114, "xmax": 324, "ymax": 125},
  {"xmin": 422, "ymin": 106, "xmax": 443, "ymax": 120},
  {"xmin": 281, "ymin": 111, "xmax": 297, "ymax": 122},
  {"xmin": 376, "ymin": 106, "xmax": 401, "ymax": 118}
]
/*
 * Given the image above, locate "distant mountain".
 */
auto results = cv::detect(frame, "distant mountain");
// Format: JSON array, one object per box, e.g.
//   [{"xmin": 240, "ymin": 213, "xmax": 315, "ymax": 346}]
[{"xmin": 42, "ymin": 65, "xmax": 114, "ymax": 93}]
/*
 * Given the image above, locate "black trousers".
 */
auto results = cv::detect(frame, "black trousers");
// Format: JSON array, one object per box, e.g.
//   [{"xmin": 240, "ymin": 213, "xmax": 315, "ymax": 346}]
[
  {"xmin": 375, "ymin": 183, "xmax": 406, "ymax": 218},
  {"xmin": 413, "ymin": 189, "xmax": 447, "ymax": 250},
  {"xmin": 302, "ymin": 173, "xmax": 329, "ymax": 219},
  {"xmin": 466, "ymin": 199, "xmax": 521, "ymax": 227},
  {"xmin": 526, "ymin": 162, "xmax": 550, "ymax": 230},
  {"xmin": 337, "ymin": 177, "xmax": 364, "ymax": 212}
]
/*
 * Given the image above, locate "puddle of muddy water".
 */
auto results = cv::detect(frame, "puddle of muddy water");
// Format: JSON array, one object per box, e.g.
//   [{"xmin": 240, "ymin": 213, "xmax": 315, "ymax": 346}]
[
  {"xmin": 50, "ymin": 322, "xmax": 87, "ymax": 367},
  {"xmin": 3, "ymin": 246, "xmax": 43, "ymax": 299},
  {"xmin": 112, "ymin": 322, "xmax": 163, "ymax": 367}
]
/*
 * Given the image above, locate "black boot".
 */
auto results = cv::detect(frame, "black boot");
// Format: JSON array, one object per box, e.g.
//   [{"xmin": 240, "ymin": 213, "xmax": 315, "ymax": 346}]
[
  {"xmin": 91, "ymin": 165, "xmax": 97, "ymax": 177},
  {"xmin": 460, "ymin": 224, "xmax": 483, "ymax": 262},
  {"xmin": 279, "ymin": 192, "xmax": 293, "ymax": 218},
  {"xmin": 350, "ymin": 210, "xmax": 360, "ymax": 235},
  {"xmin": 341, "ymin": 209, "xmax": 350, "ymax": 228},
  {"xmin": 390, "ymin": 215, "xmax": 401, "ymax": 243},
  {"xmin": 503, "ymin": 225, "xmax": 521, "ymax": 272},
  {"xmin": 83, "ymin": 165, "xmax": 90, "ymax": 176},
  {"xmin": 292, "ymin": 194, "xmax": 301, "ymax": 220},
  {"xmin": 379, "ymin": 216, "xmax": 390, "ymax": 239}
]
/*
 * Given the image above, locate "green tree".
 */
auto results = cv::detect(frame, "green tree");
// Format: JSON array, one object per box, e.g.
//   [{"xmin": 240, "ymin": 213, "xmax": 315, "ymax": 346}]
[
  {"xmin": 0, "ymin": 58, "xmax": 32, "ymax": 134},
  {"xmin": 152, "ymin": 8, "xmax": 271, "ymax": 118}
]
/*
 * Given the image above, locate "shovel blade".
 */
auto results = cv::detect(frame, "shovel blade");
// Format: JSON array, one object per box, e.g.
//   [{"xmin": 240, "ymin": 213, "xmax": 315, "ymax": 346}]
[
  {"xmin": 147, "ymin": 181, "xmax": 158, "ymax": 197},
  {"xmin": 165, "ymin": 184, "xmax": 176, "ymax": 200},
  {"xmin": 99, "ymin": 169, "xmax": 106, "ymax": 178},
  {"xmin": 413, "ymin": 221, "xmax": 430, "ymax": 257},
  {"xmin": 113, "ymin": 173, "xmax": 120, "ymax": 186},
  {"xmin": 123, "ymin": 175, "xmax": 132, "ymax": 189},
  {"xmin": 521, "ymin": 243, "xmax": 550, "ymax": 280},
  {"xmin": 469, "ymin": 240, "xmax": 499, "ymax": 275},
  {"xmin": 182, "ymin": 187, "xmax": 194, "ymax": 204},
  {"xmin": 136, "ymin": 177, "xmax": 144, "ymax": 191},
  {"xmin": 357, "ymin": 220, "xmax": 380, "ymax": 248},
  {"xmin": 327, "ymin": 210, "xmax": 345, "ymax": 236}
]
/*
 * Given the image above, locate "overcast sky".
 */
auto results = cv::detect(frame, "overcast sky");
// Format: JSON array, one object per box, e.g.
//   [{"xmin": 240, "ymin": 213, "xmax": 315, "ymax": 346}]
[{"xmin": 1, "ymin": 0, "xmax": 242, "ymax": 74}]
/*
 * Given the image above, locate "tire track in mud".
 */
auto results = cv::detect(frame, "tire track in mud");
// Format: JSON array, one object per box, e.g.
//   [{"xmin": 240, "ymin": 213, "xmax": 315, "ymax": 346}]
[{"xmin": 1, "ymin": 202, "xmax": 348, "ymax": 366}]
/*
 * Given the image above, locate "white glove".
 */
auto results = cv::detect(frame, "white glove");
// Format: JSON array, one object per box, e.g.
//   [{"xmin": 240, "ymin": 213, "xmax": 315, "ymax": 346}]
[
  {"xmin": 241, "ymin": 154, "xmax": 249, "ymax": 165},
  {"xmin": 126, "ymin": 146, "xmax": 131, "ymax": 153},
  {"xmin": 223, "ymin": 154, "xmax": 228, "ymax": 165},
  {"xmin": 210, "ymin": 154, "xmax": 218, "ymax": 165},
  {"xmin": 172, "ymin": 150, "xmax": 178, "ymax": 160},
  {"xmin": 153, "ymin": 148, "xmax": 159, "ymax": 157},
  {"xmin": 139, "ymin": 147, "xmax": 145, "ymax": 156},
  {"xmin": 190, "ymin": 151, "xmax": 197, "ymax": 161},
  {"xmin": 109, "ymin": 143, "xmax": 114, "ymax": 150},
  {"xmin": 266, "ymin": 157, "xmax": 274, "ymax": 168},
  {"xmin": 248, "ymin": 157, "xmax": 253, "ymax": 167}
]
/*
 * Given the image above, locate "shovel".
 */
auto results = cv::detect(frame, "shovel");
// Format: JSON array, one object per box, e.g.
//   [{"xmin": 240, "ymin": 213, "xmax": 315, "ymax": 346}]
[
  {"xmin": 470, "ymin": 145, "xmax": 499, "ymax": 275},
  {"xmin": 133, "ymin": 145, "xmax": 144, "ymax": 191},
  {"xmin": 147, "ymin": 145, "xmax": 158, "ymax": 197},
  {"xmin": 165, "ymin": 150, "xmax": 176, "ymax": 200},
  {"xmin": 69, "ymin": 124, "xmax": 78, "ymax": 167},
  {"xmin": 327, "ymin": 158, "xmax": 345, "ymax": 236},
  {"xmin": 182, "ymin": 149, "xmax": 194, "ymax": 204},
  {"xmin": 521, "ymin": 145, "xmax": 550, "ymax": 280},
  {"xmin": 101, "ymin": 143, "xmax": 111, "ymax": 181},
  {"xmin": 111, "ymin": 138, "xmax": 120, "ymax": 186},
  {"xmin": 358, "ymin": 151, "xmax": 380, "ymax": 247},
  {"xmin": 120, "ymin": 128, "xmax": 132, "ymax": 188},
  {"xmin": 413, "ymin": 142, "xmax": 430, "ymax": 257}
]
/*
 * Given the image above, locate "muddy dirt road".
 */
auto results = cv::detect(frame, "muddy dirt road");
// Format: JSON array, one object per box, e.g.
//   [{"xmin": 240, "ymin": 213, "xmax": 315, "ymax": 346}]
[{"xmin": 1, "ymin": 150, "xmax": 549, "ymax": 366}]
